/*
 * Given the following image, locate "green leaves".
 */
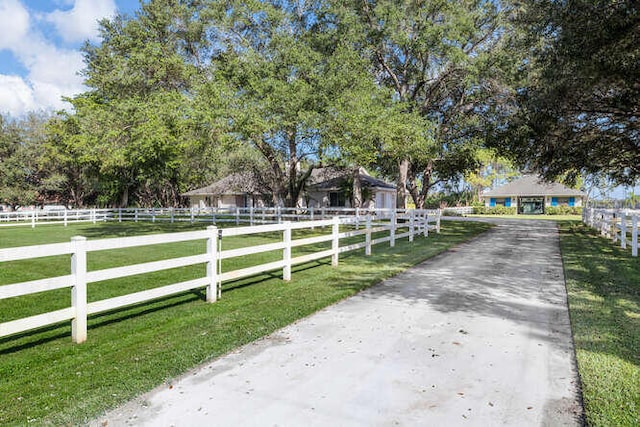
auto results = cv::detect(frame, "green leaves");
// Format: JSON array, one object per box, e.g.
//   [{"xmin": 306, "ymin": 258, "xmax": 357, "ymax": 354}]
[
  {"xmin": 5, "ymin": 0, "xmax": 528, "ymax": 209},
  {"xmin": 501, "ymin": 0, "xmax": 640, "ymax": 186}
]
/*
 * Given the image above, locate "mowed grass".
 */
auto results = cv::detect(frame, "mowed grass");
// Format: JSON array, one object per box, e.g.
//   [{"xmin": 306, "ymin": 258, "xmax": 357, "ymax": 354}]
[
  {"xmin": 558, "ymin": 221, "xmax": 640, "ymax": 426},
  {"xmin": 0, "ymin": 219, "xmax": 491, "ymax": 425}
]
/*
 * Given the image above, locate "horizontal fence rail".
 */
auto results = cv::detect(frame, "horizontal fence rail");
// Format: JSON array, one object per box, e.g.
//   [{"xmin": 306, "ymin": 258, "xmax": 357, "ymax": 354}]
[
  {"xmin": 0, "ymin": 206, "xmax": 435, "ymax": 228},
  {"xmin": 0, "ymin": 208, "xmax": 110, "ymax": 227},
  {"xmin": 0, "ymin": 210, "xmax": 441, "ymax": 344},
  {"xmin": 582, "ymin": 208, "xmax": 639, "ymax": 257}
]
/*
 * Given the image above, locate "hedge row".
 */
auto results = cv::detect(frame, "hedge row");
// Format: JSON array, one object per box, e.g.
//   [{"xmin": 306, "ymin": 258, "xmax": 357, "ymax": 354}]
[
  {"xmin": 543, "ymin": 206, "xmax": 583, "ymax": 215},
  {"xmin": 472, "ymin": 206, "xmax": 583, "ymax": 215},
  {"xmin": 473, "ymin": 206, "xmax": 517, "ymax": 215}
]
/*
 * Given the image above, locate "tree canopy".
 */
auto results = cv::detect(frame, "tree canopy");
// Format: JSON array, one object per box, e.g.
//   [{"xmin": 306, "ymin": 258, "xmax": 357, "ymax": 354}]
[
  {"xmin": 498, "ymin": 0, "xmax": 640, "ymax": 186},
  {"xmin": 2, "ymin": 0, "xmax": 637, "ymax": 209}
]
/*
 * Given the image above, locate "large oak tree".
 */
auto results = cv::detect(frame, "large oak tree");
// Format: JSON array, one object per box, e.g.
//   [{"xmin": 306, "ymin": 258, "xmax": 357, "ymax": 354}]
[{"xmin": 500, "ymin": 0, "xmax": 640, "ymax": 186}]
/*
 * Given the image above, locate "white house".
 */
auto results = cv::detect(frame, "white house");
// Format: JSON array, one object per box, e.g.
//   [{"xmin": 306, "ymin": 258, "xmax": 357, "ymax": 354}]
[
  {"xmin": 305, "ymin": 168, "xmax": 396, "ymax": 209},
  {"xmin": 482, "ymin": 175, "xmax": 586, "ymax": 214},
  {"xmin": 182, "ymin": 167, "xmax": 396, "ymax": 209},
  {"xmin": 181, "ymin": 172, "xmax": 272, "ymax": 209}
]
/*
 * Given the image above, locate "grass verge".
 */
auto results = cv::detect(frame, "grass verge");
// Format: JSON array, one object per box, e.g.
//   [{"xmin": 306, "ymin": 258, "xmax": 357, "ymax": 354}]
[
  {"xmin": 0, "ymin": 220, "xmax": 491, "ymax": 425},
  {"xmin": 558, "ymin": 221, "xmax": 640, "ymax": 426}
]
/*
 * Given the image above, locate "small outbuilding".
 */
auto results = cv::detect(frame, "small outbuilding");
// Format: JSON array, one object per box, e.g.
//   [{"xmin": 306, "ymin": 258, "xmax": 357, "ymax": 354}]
[
  {"xmin": 482, "ymin": 175, "xmax": 586, "ymax": 214},
  {"xmin": 306, "ymin": 168, "xmax": 396, "ymax": 209},
  {"xmin": 181, "ymin": 172, "xmax": 272, "ymax": 208}
]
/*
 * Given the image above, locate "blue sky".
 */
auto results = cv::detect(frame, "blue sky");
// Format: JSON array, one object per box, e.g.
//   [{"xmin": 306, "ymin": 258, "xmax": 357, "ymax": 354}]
[{"xmin": 0, "ymin": 0, "xmax": 141, "ymax": 117}]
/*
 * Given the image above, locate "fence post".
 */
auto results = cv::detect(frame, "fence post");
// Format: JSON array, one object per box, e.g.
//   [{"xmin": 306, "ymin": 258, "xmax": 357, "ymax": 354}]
[
  {"xmin": 390, "ymin": 210, "xmax": 396, "ymax": 247},
  {"xmin": 64, "ymin": 209, "xmax": 68, "ymax": 227},
  {"xmin": 632, "ymin": 215, "xmax": 638, "ymax": 257},
  {"xmin": 170, "ymin": 208, "xmax": 174, "ymax": 223},
  {"xmin": 332, "ymin": 216, "xmax": 340, "ymax": 266},
  {"xmin": 366, "ymin": 214, "xmax": 372, "ymax": 256},
  {"xmin": 310, "ymin": 207, "xmax": 315, "ymax": 229},
  {"xmin": 71, "ymin": 236, "xmax": 88, "ymax": 343},
  {"xmin": 620, "ymin": 212, "xmax": 627, "ymax": 249},
  {"xmin": 152, "ymin": 208, "xmax": 156, "ymax": 223},
  {"xmin": 250, "ymin": 207, "xmax": 254, "ymax": 226},
  {"xmin": 436, "ymin": 210, "xmax": 441, "ymax": 233},
  {"xmin": 355, "ymin": 207, "xmax": 360, "ymax": 230},
  {"xmin": 409, "ymin": 210, "xmax": 414, "ymax": 242},
  {"xmin": 31, "ymin": 210, "xmax": 36, "ymax": 228},
  {"xmin": 283, "ymin": 222, "xmax": 292, "ymax": 281},
  {"xmin": 277, "ymin": 206, "xmax": 282, "ymax": 224},
  {"xmin": 135, "ymin": 209, "xmax": 139, "ymax": 223},
  {"xmin": 236, "ymin": 207, "xmax": 240, "ymax": 226},
  {"xmin": 424, "ymin": 212, "xmax": 429, "ymax": 237},
  {"xmin": 206, "ymin": 226, "xmax": 218, "ymax": 302}
]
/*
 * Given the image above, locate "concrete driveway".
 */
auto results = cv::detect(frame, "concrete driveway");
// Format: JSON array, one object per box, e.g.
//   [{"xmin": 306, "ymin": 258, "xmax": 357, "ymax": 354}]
[{"xmin": 93, "ymin": 219, "xmax": 583, "ymax": 426}]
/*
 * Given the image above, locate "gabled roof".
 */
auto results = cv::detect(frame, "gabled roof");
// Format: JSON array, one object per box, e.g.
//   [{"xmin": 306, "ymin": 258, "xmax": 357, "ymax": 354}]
[
  {"xmin": 483, "ymin": 175, "xmax": 586, "ymax": 197},
  {"xmin": 308, "ymin": 166, "xmax": 395, "ymax": 190},
  {"xmin": 181, "ymin": 167, "xmax": 395, "ymax": 197},
  {"xmin": 181, "ymin": 172, "xmax": 271, "ymax": 196},
  {"xmin": 310, "ymin": 173, "xmax": 396, "ymax": 191}
]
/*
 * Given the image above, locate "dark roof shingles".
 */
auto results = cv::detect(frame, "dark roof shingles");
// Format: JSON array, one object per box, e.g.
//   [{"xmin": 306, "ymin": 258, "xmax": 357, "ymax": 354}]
[{"xmin": 483, "ymin": 175, "xmax": 586, "ymax": 197}]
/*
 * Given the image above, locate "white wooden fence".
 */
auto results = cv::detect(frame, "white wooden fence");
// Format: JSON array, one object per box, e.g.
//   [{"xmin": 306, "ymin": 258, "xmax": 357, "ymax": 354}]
[
  {"xmin": 582, "ymin": 207, "xmax": 639, "ymax": 257},
  {"xmin": 1, "ymin": 206, "xmax": 430, "ymax": 228},
  {"xmin": 442, "ymin": 206, "xmax": 475, "ymax": 216},
  {"xmin": 0, "ymin": 208, "xmax": 110, "ymax": 227},
  {"xmin": 0, "ymin": 210, "xmax": 440, "ymax": 344}
]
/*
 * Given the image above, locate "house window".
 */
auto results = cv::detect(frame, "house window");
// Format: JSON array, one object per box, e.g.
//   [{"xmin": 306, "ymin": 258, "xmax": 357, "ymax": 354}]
[
  {"xmin": 329, "ymin": 192, "xmax": 345, "ymax": 207},
  {"xmin": 519, "ymin": 197, "xmax": 544, "ymax": 214},
  {"xmin": 490, "ymin": 198, "xmax": 509, "ymax": 207},
  {"xmin": 552, "ymin": 197, "xmax": 574, "ymax": 207}
]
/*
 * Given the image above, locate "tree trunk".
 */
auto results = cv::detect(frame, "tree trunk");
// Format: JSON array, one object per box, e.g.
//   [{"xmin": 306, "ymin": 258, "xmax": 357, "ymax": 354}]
[
  {"xmin": 407, "ymin": 185, "xmax": 423, "ymax": 209},
  {"xmin": 120, "ymin": 186, "xmax": 129, "ymax": 208},
  {"xmin": 352, "ymin": 166, "xmax": 363, "ymax": 208},
  {"xmin": 286, "ymin": 132, "xmax": 298, "ymax": 207},
  {"xmin": 407, "ymin": 160, "xmax": 434, "ymax": 209},
  {"xmin": 397, "ymin": 158, "xmax": 409, "ymax": 208}
]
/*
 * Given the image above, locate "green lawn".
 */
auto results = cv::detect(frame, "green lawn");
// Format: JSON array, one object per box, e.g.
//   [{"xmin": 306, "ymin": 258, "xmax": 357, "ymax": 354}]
[
  {"xmin": 0, "ymin": 220, "xmax": 491, "ymax": 425},
  {"xmin": 558, "ymin": 221, "xmax": 640, "ymax": 426}
]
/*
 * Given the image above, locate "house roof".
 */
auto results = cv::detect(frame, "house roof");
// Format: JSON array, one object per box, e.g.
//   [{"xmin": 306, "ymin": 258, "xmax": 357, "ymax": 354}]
[
  {"xmin": 307, "ymin": 166, "xmax": 395, "ymax": 190},
  {"xmin": 181, "ymin": 167, "xmax": 395, "ymax": 197},
  {"xmin": 310, "ymin": 173, "xmax": 396, "ymax": 191},
  {"xmin": 482, "ymin": 175, "xmax": 586, "ymax": 198},
  {"xmin": 181, "ymin": 172, "xmax": 271, "ymax": 196}
]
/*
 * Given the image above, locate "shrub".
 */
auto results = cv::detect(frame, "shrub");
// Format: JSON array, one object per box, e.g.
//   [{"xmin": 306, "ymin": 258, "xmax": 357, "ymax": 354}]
[
  {"xmin": 545, "ymin": 206, "xmax": 583, "ymax": 215},
  {"xmin": 473, "ymin": 206, "xmax": 517, "ymax": 215}
]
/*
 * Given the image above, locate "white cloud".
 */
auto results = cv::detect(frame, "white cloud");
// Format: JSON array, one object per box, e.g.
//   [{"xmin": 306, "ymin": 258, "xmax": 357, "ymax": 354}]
[
  {"xmin": 0, "ymin": 75, "xmax": 36, "ymax": 116},
  {"xmin": 0, "ymin": 0, "xmax": 30, "ymax": 50},
  {"xmin": 0, "ymin": 0, "xmax": 118, "ymax": 116},
  {"xmin": 46, "ymin": 0, "xmax": 117, "ymax": 43}
]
